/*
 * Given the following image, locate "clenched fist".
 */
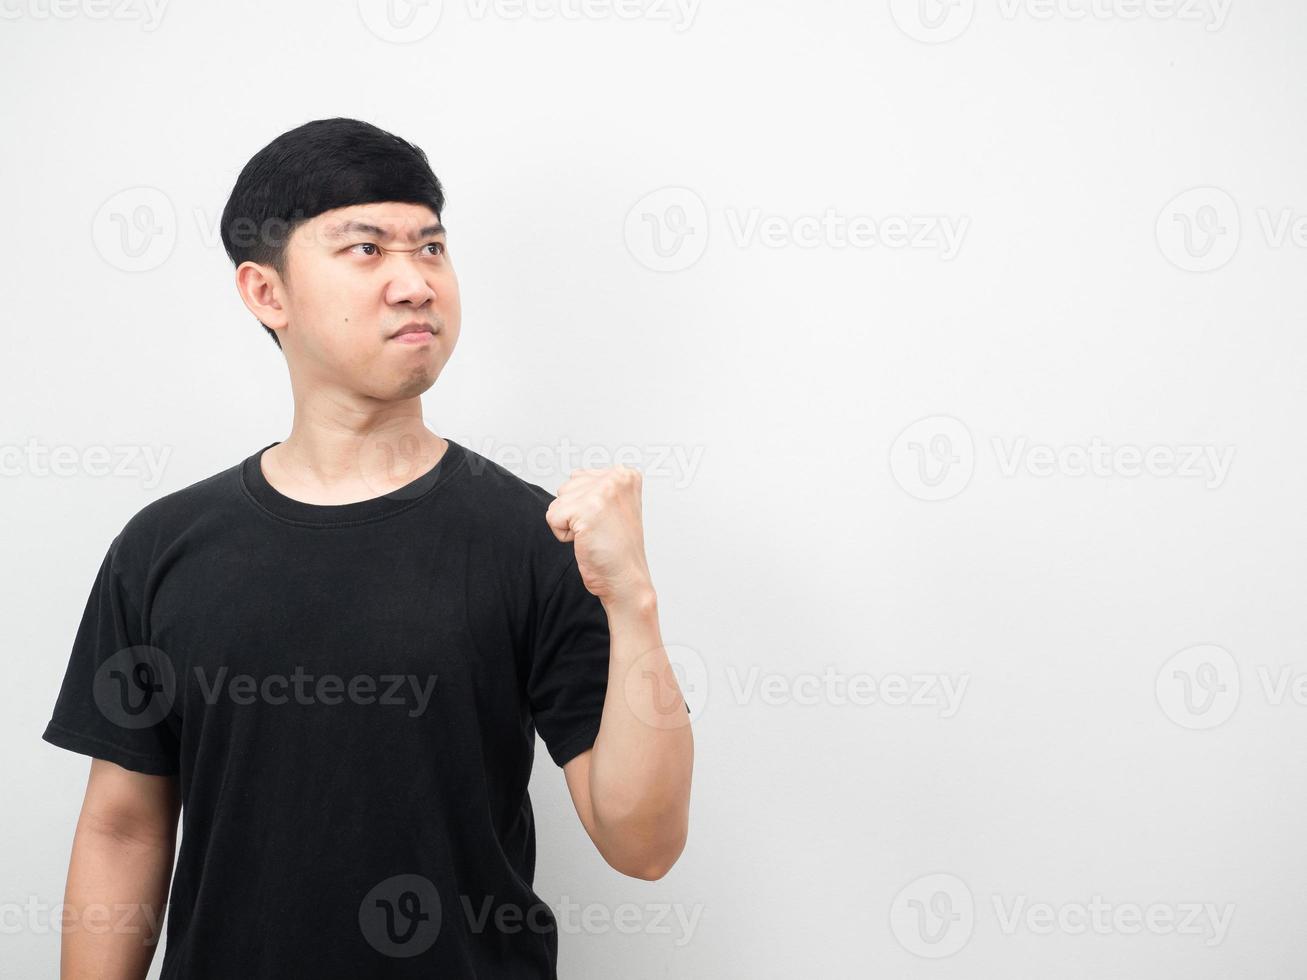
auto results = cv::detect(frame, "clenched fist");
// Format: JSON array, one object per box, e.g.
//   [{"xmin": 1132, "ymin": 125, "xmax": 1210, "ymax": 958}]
[{"xmin": 545, "ymin": 466, "xmax": 655, "ymax": 611}]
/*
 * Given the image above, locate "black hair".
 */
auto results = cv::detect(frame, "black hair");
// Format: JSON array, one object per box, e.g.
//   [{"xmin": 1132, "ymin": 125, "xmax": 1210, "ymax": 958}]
[{"xmin": 220, "ymin": 117, "xmax": 445, "ymax": 350}]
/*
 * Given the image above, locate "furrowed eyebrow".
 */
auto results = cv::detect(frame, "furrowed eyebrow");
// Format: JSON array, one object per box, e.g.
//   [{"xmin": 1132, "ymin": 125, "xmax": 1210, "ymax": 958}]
[{"xmin": 326, "ymin": 220, "xmax": 446, "ymax": 243}]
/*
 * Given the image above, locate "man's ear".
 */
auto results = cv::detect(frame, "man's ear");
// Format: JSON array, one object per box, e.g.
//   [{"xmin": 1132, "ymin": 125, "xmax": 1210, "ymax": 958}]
[{"xmin": 235, "ymin": 261, "xmax": 290, "ymax": 333}]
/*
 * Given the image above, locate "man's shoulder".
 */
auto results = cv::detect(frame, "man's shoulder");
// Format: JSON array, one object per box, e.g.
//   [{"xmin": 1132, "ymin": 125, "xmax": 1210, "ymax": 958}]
[
  {"xmin": 109, "ymin": 458, "xmax": 244, "ymax": 569},
  {"xmin": 455, "ymin": 441, "xmax": 558, "ymax": 515},
  {"xmin": 452, "ymin": 442, "xmax": 574, "ymax": 567}
]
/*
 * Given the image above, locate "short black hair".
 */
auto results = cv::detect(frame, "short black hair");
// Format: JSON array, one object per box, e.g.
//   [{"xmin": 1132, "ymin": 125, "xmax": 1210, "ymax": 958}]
[{"xmin": 220, "ymin": 117, "xmax": 445, "ymax": 350}]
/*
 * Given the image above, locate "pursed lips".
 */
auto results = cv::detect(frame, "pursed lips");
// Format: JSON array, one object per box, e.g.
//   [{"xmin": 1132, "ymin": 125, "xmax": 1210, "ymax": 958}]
[{"xmin": 389, "ymin": 322, "xmax": 438, "ymax": 341}]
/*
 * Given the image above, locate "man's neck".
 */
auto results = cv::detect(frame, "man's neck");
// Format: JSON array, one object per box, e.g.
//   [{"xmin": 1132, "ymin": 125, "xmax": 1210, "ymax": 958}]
[{"xmin": 261, "ymin": 413, "xmax": 447, "ymax": 506}]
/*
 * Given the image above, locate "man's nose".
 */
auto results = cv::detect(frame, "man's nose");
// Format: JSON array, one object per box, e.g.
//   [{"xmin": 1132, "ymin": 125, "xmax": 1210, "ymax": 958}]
[{"xmin": 385, "ymin": 265, "xmax": 438, "ymax": 306}]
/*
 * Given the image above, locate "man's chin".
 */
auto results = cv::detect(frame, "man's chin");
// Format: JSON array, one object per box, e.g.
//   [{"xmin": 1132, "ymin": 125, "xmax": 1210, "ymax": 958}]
[{"xmin": 388, "ymin": 368, "xmax": 439, "ymax": 401}]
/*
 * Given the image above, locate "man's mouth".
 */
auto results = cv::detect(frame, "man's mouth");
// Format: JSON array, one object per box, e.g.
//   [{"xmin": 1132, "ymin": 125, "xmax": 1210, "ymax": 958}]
[{"xmin": 389, "ymin": 322, "xmax": 438, "ymax": 343}]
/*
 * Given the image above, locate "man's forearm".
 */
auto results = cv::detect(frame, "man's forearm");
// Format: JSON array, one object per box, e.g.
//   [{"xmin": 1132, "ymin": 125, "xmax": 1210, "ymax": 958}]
[
  {"xmin": 587, "ymin": 589, "xmax": 694, "ymax": 877},
  {"xmin": 61, "ymin": 820, "xmax": 174, "ymax": 980}
]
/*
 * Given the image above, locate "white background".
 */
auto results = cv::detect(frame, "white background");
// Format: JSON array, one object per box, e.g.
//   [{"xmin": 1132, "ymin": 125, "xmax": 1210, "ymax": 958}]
[{"xmin": 5, "ymin": 0, "xmax": 1307, "ymax": 976}]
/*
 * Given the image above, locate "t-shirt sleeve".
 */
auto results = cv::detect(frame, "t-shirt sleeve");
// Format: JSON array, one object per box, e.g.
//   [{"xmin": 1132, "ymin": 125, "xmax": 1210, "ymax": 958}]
[
  {"xmin": 527, "ymin": 553, "xmax": 611, "ymax": 768},
  {"xmin": 41, "ymin": 536, "xmax": 181, "ymax": 776}
]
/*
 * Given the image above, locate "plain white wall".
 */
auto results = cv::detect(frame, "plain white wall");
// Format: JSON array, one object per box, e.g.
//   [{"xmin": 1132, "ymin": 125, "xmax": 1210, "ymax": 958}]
[{"xmin": 4, "ymin": 0, "xmax": 1306, "ymax": 976}]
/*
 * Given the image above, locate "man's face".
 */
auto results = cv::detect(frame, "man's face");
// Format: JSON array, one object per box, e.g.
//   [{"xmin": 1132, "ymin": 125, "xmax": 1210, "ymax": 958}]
[{"xmin": 276, "ymin": 201, "xmax": 461, "ymax": 400}]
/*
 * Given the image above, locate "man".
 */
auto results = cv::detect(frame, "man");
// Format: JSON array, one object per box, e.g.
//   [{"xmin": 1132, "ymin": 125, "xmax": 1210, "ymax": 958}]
[{"xmin": 42, "ymin": 116, "xmax": 693, "ymax": 979}]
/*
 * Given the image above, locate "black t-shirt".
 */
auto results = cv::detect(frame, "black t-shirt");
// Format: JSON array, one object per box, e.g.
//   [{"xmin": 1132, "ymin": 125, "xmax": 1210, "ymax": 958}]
[{"xmin": 41, "ymin": 438, "xmax": 612, "ymax": 979}]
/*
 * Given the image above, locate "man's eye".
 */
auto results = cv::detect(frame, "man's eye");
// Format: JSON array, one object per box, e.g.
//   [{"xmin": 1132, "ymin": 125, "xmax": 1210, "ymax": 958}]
[{"xmin": 350, "ymin": 242, "xmax": 443, "ymax": 257}]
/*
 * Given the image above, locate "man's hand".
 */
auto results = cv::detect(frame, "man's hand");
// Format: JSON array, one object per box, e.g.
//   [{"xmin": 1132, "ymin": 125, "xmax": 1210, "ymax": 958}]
[
  {"xmin": 545, "ymin": 466, "xmax": 655, "ymax": 610},
  {"xmin": 545, "ymin": 463, "xmax": 692, "ymax": 880}
]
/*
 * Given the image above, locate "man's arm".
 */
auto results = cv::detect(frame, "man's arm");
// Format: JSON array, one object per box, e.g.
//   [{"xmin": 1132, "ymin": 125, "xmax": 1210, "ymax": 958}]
[
  {"xmin": 563, "ymin": 590, "xmax": 692, "ymax": 880},
  {"xmin": 60, "ymin": 758, "xmax": 179, "ymax": 979},
  {"xmin": 546, "ymin": 466, "xmax": 693, "ymax": 880}
]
